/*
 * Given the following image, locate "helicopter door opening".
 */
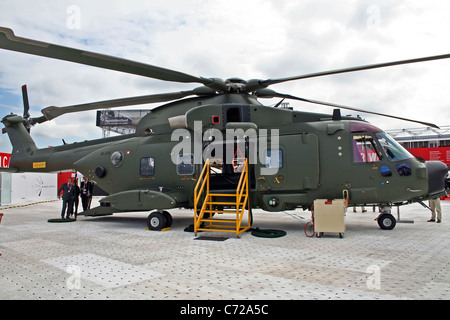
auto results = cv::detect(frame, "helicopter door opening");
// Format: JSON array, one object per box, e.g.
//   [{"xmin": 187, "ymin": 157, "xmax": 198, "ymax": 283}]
[{"xmin": 204, "ymin": 138, "xmax": 255, "ymax": 190}]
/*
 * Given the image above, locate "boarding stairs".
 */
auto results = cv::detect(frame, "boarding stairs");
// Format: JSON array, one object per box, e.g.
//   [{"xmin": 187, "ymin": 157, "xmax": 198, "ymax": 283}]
[{"xmin": 193, "ymin": 158, "xmax": 251, "ymax": 237}]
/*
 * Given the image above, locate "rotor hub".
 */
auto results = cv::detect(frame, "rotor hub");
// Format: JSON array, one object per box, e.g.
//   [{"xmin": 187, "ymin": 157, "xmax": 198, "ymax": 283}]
[{"xmin": 225, "ymin": 77, "xmax": 247, "ymax": 93}]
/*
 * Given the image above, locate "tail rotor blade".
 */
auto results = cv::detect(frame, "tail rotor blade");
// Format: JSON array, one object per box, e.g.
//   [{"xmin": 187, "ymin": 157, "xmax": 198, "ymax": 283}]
[{"xmin": 21, "ymin": 85, "xmax": 30, "ymax": 119}]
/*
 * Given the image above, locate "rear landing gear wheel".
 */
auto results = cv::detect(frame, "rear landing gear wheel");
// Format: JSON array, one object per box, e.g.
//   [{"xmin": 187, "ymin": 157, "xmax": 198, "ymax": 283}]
[
  {"xmin": 162, "ymin": 210, "xmax": 173, "ymax": 228},
  {"xmin": 147, "ymin": 211, "xmax": 167, "ymax": 230}
]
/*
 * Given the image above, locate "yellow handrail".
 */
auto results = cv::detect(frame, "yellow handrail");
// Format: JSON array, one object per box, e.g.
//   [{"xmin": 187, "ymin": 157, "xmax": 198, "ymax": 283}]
[
  {"xmin": 235, "ymin": 159, "xmax": 249, "ymax": 232},
  {"xmin": 236, "ymin": 158, "xmax": 248, "ymax": 209},
  {"xmin": 194, "ymin": 159, "xmax": 210, "ymax": 229}
]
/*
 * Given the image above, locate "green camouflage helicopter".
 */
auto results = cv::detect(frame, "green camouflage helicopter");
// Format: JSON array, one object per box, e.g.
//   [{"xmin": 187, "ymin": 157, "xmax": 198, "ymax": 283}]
[{"xmin": 1, "ymin": 27, "xmax": 448, "ymax": 232}]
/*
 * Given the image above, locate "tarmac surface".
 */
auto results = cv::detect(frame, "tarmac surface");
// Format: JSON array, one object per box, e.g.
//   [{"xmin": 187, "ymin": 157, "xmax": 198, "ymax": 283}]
[{"xmin": 1, "ymin": 198, "xmax": 449, "ymax": 300}]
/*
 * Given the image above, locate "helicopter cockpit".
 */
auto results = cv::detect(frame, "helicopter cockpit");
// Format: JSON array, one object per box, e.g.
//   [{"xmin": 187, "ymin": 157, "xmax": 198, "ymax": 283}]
[
  {"xmin": 352, "ymin": 130, "xmax": 415, "ymax": 179},
  {"xmin": 350, "ymin": 120, "xmax": 448, "ymax": 197},
  {"xmin": 352, "ymin": 122, "xmax": 412, "ymax": 162}
]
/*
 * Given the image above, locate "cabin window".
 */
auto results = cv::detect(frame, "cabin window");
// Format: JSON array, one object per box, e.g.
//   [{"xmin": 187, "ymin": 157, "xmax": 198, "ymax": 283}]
[
  {"xmin": 353, "ymin": 135, "xmax": 382, "ymax": 163},
  {"xmin": 140, "ymin": 157, "xmax": 155, "ymax": 176},
  {"xmin": 265, "ymin": 149, "xmax": 283, "ymax": 168},
  {"xmin": 176, "ymin": 154, "xmax": 194, "ymax": 175},
  {"xmin": 111, "ymin": 151, "xmax": 124, "ymax": 167}
]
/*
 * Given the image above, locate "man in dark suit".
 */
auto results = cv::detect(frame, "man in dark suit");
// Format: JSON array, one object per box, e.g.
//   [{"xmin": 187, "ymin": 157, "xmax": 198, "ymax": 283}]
[
  {"xmin": 58, "ymin": 177, "xmax": 76, "ymax": 219},
  {"xmin": 80, "ymin": 176, "xmax": 94, "ymax": 211}
]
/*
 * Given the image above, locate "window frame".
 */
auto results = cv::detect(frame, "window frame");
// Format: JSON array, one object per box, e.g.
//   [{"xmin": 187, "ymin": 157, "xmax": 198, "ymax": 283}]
[
  {"xmin": 352, "ymin": 134, "xmax": 383, "ymax": 163},
  {"xmin": 140, "ymin": 157, "xmax": 155, "ymax": 177},
  {"xmin": 264, "ymin": 149, "xmax": 283, "ymax": 169},
  {"xmin": 176, "ymin": 153, "xmax": 195, "ymax": 175}
]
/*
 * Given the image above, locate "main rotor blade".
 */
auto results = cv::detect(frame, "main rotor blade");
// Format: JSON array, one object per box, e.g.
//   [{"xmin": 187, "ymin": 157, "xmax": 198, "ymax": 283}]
[
  {"xmin": 0, "ymin": 27, "xmax": 212, "ymax": 85},
  {"xmin": 261, "ymin": 53, "xmax": 450, "ymax": 87},
  {"xmin": 40, "ymin": 90, "xmax": 201, "ymax": 121},
  {"xmin": 257, "ymin": 89, "xmax": 439, "ymax": 129}
]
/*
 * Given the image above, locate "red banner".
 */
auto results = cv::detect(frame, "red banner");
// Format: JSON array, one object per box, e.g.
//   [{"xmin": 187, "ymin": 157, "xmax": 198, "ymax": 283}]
[
  {"xmin": 0, "ymin": 152, "xmax": 11, "ymax": 168},
  {"xmin": 408, "ymin": 147, "xmax": 450, "ymax": 165}
]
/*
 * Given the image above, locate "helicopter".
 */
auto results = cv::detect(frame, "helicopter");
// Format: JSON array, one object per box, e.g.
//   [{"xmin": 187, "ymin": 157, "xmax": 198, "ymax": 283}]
[{"xmin": 0, "ymin": 27, "xmax": 449, "ymax": 233}]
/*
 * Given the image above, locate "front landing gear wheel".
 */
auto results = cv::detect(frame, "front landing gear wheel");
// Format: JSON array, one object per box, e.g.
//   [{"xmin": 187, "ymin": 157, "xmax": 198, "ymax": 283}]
[
  {"xmin": 377, "ymin": 213, "xmax": 396, "ymax": 230},
  {"xmin": 147, "ymin": 211, "xmax": 167, "ymax": 230}
]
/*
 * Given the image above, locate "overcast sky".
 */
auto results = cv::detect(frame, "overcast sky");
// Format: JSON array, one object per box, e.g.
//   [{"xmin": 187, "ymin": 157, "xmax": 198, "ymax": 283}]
[{"xmin": 1, "ymin": 0, "xmax": 450, "ymax": 152}]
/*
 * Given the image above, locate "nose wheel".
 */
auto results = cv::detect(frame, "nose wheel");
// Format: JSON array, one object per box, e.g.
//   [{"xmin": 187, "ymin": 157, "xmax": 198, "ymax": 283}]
[
  {"xmin": 147, "ymin": 210, "xmax": 173, "ymax": 230},
  {"xmin": 377, "ymin": 213, "xmax": 396, "ymax": 230}
]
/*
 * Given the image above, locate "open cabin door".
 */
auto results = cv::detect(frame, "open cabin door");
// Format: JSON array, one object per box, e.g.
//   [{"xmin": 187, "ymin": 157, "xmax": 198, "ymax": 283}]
[{"xmin": 202, "ymin": 130, "xmax": 256, "ymax": 191}]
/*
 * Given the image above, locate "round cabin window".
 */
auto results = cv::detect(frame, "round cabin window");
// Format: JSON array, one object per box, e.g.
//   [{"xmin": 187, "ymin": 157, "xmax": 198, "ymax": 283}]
[{"xmin": 110, "ymin": 151, "xmax": 124, "ymax": 167}]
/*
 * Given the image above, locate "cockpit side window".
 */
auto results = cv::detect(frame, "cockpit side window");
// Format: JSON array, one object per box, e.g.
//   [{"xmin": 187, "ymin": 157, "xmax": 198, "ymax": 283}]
[
  {"xmin": 353, "ymin": 134, "xmax": 382, "ymax": 163},
  {"xmin": 375, "ymin": 132, "xmax": 413, "ymax": 162}
]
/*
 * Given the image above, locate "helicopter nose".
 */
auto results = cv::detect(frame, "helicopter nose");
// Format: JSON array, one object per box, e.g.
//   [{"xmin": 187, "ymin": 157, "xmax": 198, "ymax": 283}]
[{"xmin": 426, "ymin": 161, "xmax": 448, "ymax": 195}]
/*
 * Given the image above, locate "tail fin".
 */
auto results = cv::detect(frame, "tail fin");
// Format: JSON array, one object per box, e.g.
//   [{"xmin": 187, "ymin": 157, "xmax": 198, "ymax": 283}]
[
  {"xmin": 1, "ymin": 84, "xmax": 39, "ymax": 171},
  {"xmin": 1, "ymin": 114, "xmax": 38, "ymax": 166}
]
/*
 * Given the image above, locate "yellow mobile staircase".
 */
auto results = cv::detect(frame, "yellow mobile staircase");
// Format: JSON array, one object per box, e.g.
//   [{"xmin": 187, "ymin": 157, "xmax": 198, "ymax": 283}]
[{"xmin": 193, "ymin": 158, "xmax": 251, "ymax": 237}]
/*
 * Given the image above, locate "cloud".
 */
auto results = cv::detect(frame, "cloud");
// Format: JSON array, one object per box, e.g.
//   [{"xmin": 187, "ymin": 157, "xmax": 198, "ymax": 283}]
[{"xmin": 1, "ymin": 0, "xmax": 450, "ymax": 153}]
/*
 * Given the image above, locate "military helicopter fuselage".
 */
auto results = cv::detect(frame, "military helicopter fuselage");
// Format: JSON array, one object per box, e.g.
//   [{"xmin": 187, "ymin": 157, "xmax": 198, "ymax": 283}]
[
  {"xmin": 3, "ymin": 93, "xmax": 447, "ymax": 228},
  {"xmin": 1, "ymin": 27, "xmax": 449, "ymax": 231}
]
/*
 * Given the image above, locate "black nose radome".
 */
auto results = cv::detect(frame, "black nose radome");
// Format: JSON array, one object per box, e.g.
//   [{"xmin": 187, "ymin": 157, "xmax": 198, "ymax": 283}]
[{"xmin": 426, "ymin": 161, "xmax": 448, "ymax": 195}]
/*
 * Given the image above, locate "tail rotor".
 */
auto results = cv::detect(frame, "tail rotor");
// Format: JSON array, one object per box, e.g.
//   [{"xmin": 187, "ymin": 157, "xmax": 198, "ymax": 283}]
[
  {"xmin": 22, "ymin": 85, "xmax": 30, "ymax": 119},
  {"xmin": 21, "ymin": 84, "xmax": 31, "ymax": 131}
]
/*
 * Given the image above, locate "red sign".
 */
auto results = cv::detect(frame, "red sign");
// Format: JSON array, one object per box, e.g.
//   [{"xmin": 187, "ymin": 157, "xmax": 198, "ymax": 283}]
[
  {"xmin": 57, "ymin": 171, "xmax": 77, "ymax": 190},
  {"xmin": 0, "ymin": 152, "xmax": 11, "ymax": 168},
  {"xmin": 408, "ymin": 147, "xmax": 450, "ymax": 165}
]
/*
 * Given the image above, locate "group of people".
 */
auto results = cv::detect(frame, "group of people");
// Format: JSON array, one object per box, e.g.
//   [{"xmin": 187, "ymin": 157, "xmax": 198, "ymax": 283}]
[{"xmin": 57, "ymin": 176, "xmax": 94, "ymax": 220}]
